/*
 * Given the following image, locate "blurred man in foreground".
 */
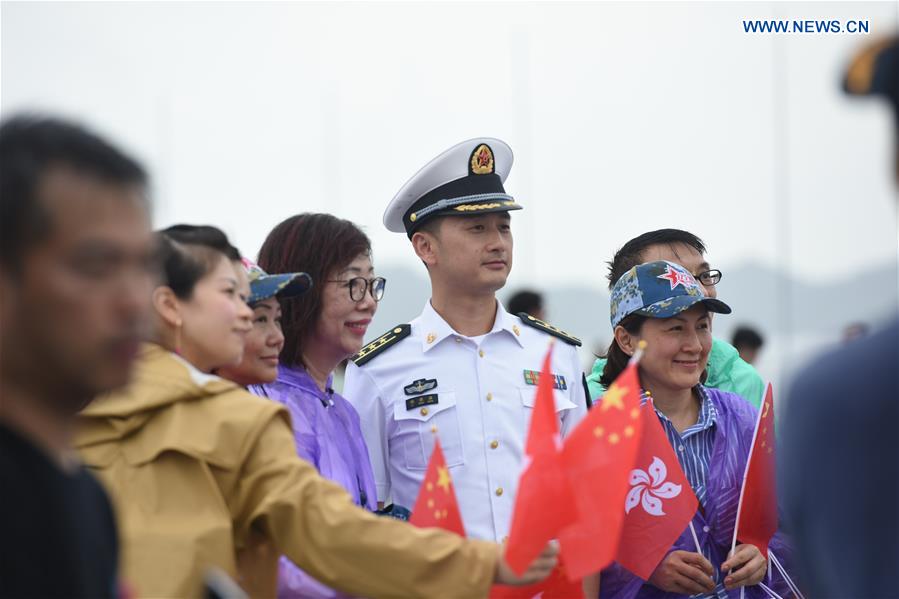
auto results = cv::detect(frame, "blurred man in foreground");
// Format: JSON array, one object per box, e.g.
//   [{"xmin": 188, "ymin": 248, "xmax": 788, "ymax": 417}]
[
  {"xmin": 780, "ymin": 36, "xmax": 899, "ymax": 598},
  {"xmin": 0, "ymin": 115, "xmax": 155, "ymax": 598}
]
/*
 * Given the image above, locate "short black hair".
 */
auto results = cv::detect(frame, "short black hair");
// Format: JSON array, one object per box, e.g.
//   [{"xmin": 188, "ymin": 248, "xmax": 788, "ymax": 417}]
[
  {"xmin": 607, "ymin": 229, "xmax": 707, "ymax": 290},
  {"xmin": 0, "ymin": 115, "xmax": 147, "ymax": 273},
  {"xmin": 732, "ymin": 326, "xmax": 764, "ymax": 350},
  {"xmin": 157, "ymin": 225, "xmax": 241, "ymax": 299},
  {"xmin": 508, "ymin": 290, "xmax": 543, "ymax": 316}
]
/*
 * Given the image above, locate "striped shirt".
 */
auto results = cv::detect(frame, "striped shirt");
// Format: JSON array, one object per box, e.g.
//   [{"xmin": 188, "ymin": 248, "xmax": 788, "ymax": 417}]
[
  {"xmin": 643, "ymin": 386, "xmax": 717, "ymax": 507},
  {"xmin": 643, "ymin": 387, "xmax": 728, "ymax": 599}
]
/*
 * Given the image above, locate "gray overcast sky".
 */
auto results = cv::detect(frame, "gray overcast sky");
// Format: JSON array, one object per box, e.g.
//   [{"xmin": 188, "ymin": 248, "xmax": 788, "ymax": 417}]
[{"xmin": 2, "ymin": 1, "xmax": 898, "ymax": 291}]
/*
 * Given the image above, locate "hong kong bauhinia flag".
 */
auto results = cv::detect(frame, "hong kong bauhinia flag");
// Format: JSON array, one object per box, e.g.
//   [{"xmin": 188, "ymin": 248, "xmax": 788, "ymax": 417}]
[
  {"xmin": 733, "ymin": 383, "xmax": 778, "ymax": 557},
  {"xmin": 616, "ymin": 401, "xmax": 699, "ymax": 580},
  {"xmin": 557, "ymin": 361, "xmax": 645, "ymax": 579},
  {"xmin": 409, "ymin": 438, "xmax": 466, "ymax": 537}
]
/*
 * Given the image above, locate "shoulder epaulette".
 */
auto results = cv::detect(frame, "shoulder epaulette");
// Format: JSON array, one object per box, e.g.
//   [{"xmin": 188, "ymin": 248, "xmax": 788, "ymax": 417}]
[
  {"xmin": 351, "ymin": 324, "xmax": 411, "ymax": 366},
  {"xmin": 517, "ymin": 313, "xmax": 582, "ymax": 347}
]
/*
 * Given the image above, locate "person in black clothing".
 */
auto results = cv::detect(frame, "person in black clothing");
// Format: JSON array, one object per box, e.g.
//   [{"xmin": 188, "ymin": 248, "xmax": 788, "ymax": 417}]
[
  {"xmin": 780, "ymin": 36, "xmax": 899, "ymax": 598},
  {"xmin": 0, "ymin": 116, "xmax": 156, "ymax": 598}
]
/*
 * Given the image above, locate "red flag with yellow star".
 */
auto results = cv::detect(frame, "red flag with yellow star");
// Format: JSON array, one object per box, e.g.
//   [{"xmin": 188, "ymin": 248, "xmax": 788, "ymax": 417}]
[
  {"xmin": 409, "ymin": 438, "xmax": 465, "ymax": 536},
  {"xmin": 504, "ymin": 344, "xmax": 578, "ymax": 575},
  {"xmin": 557, "ymin": 361, "xmax": 645, "ymax": 579},
  {"xmin": 733, "ymin": 383, "xmax": 778, "ymax": 557}
]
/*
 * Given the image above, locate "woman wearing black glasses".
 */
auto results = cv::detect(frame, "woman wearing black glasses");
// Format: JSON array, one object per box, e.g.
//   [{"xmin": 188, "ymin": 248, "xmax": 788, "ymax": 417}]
[{"xmin": 252, "ymin": 213, "xmax": 388, "ymax": 599}]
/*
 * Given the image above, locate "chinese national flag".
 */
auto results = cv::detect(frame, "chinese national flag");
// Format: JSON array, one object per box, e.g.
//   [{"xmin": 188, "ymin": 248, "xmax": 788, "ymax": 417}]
[
  {"xmin": 409, "ymin": 438, "xmax": 465, "ymax": 537},
  {"xmin": 616, "ymin": 402, "xmax": 698, "ymax": 580},
  {"xmin": 734, "ymin": 383, "xmax": 778, "ymax": 557},
  {"xmin": 504, "ymin": 345, "xmax": 578, "ymax": 575},
  {"xmin": 557, "ymin": 362, "xmax": 645, "ymax": 580}
]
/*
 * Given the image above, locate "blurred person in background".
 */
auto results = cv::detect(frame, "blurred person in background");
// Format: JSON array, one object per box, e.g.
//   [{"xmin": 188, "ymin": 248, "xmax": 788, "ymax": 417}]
[
  {"xmin": 731, "ymin": 325, "xmax": 765, "ymax": 365},
  {"xmin": 507, "ymin": 288, "xmax": 546, "ymax": 320},
  {"xmin": 780, "ymin": 35, "xmax": 899, "ymax": 598},
  {"xmin": 252, "ymin": 213, "xmax": 388, "ymax": 598},
  {"xmin": 75, "ymin": 223, "xmax": 557, "ymax": 598},
  {"xmin": 586, "ymin": 229, "xmax": 765, "ymax": 409},
  {"xmin": 0, "ymin": 115, "xmax": 154, "ymax": 598}
]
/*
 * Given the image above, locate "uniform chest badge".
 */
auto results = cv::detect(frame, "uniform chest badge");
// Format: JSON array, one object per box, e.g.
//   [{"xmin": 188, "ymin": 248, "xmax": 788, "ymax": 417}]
[
  {"xmin": 522, "ymin": 369, "xmax": 567, "ymax": 391},
  {"xmin": 404, "ymin": 378, "xmax": 437, "ymax": 395}
]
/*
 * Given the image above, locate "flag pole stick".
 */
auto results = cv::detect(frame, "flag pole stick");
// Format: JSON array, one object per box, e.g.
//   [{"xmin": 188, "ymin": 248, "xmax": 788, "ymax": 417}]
[
  {"xmin": 630, "ymin": 340, "xmax": 647, "ymax": 366},
  {"xmin": 688, "ymin": 521, "xmax": 703, "ymax": 555},
  {"xmin": 769, "ymin": 550, "xmax": 804, "ymax": 599},
  {"xmin": 758, "ymin": 581, "xmax": 784, "ymax": 599}
]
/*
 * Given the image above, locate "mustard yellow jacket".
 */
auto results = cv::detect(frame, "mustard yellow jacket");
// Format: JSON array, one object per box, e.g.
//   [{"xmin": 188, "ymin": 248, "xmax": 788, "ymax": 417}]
[{"xmin": 76, "ymin": 344, "xmax": 496, "ymax": 598}]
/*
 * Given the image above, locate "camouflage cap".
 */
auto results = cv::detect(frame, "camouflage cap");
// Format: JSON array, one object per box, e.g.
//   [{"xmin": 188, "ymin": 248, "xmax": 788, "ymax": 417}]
[
  {"xmin": 610, "ymin": 260, "xmax": 732, "ymax": 328},
  {"xmin": 240, "ymin": 258, "xmax": 312, "ymax": 305}
]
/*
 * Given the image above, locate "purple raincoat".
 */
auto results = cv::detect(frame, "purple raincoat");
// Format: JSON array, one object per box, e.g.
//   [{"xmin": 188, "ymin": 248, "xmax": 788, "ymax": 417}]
[
  {"xmin": 252, "ymin": 365, "xmax": 378, "ymax": 599},
  {"xmin": 599, "ymin": 387, "xmax": 797, "ymax": 599}
]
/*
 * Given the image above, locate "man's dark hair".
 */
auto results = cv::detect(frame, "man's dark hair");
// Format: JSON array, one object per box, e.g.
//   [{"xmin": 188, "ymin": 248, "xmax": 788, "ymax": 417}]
[
  {"xmin": 732, "ymin": 326, "xmax": 765, "ymax": 351},
  {"xmin": 606, "ymin": 229, "xmax": 707, "ymax": 290},
  {"xmin": 508, "ymin": 290, "xmax": 543, "ymax": 317},
  {"xmin": 0, "ymin": 115, "xmax": 147, "ymax": 273},
  {"xmin": 157, "ymin": 225, "xmax": 241, "ymax": 300}
]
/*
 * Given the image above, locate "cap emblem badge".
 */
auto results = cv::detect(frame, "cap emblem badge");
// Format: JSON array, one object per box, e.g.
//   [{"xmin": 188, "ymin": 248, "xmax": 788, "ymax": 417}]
[{"xmin": 470, "ymin": 144, "xmax": 495, "ymax": 175}]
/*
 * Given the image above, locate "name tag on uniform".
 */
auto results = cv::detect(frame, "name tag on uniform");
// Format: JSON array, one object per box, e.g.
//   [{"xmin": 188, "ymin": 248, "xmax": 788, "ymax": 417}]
[
  {"xmin": 406, "ymin": 394, "xmax": 439, "ymax": 411},
  {"xmin": 522, "ymin": 369, "xmax": 567, "ymax": 391}
]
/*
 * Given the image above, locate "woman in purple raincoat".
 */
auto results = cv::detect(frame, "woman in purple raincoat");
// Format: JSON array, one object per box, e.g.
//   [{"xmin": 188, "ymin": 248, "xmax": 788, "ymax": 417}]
[
  {"xmin": 250, "ymin": 214, "xmax": 386, "ymax": 598},
  {"xmin": 585, "ymin": 261, "xmax": 795, "ymax": 599}
]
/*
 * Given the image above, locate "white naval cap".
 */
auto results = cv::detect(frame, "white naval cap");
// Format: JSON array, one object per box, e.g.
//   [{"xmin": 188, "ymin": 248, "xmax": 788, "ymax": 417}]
[{"xmin": 383, "ymin": 137, "xmax": 522, "ymax": 236}]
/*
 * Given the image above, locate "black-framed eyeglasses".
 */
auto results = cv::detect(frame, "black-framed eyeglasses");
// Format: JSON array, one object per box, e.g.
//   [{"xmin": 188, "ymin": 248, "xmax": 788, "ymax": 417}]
[
  {"xmin": 696, "ymin": 269, "xmax": 723, "ymax": 286},
  {"xmin": 326, "ymin": 276, "xmax": 387, "ymax": 302}
]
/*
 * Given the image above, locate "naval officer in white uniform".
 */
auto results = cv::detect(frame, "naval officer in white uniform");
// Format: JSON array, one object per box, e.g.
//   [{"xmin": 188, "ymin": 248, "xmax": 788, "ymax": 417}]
[{"xmin": 343, "ymin": 138, "xmax": 589, "ymax": 541}]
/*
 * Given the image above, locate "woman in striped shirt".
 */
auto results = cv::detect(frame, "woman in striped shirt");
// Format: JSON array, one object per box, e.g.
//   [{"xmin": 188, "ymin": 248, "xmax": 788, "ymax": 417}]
[{"xmin": 587, "ymin": 260, "xmax": 794, "ymax": 599}]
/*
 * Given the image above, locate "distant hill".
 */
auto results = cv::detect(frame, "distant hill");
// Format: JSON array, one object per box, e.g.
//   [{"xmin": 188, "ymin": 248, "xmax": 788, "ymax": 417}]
[
  {"xmin": 368, "ymin": 259, "xmax": 897, "ymax": 344},
  {"xmin": 364, "ymin": 259, "xmax": 897, "ymax": 388}
]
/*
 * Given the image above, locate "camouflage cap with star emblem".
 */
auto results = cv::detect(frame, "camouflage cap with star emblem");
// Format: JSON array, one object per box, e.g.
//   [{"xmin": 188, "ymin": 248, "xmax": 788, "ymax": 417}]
[
  {"xmin": 383, "ymin": 137, "xmax": 522, "ymax": 237},
  {"xmin": 610, "ymin": 260, "xmax": 732, "ymax": 328}
]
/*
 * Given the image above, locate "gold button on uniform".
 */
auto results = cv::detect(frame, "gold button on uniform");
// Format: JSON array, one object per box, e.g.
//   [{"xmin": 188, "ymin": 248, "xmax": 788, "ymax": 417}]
[
  {"xmin": 478, "ymin": 350, "xmax": 485, "ymax": 358},
  {"xmin": 420, "ymin": 407, "xmax": 429, "ymax": 416},
  {"xmin": 490, "ymin": 440, "xmax": 499, "ymax": 449},
  {"xmin": 495, "ymin": 487, "xmax": 504, "ymax": 496},
  {"xmin": 486, "ymin": 392, "xmax": 493, "ymax": 402}
]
